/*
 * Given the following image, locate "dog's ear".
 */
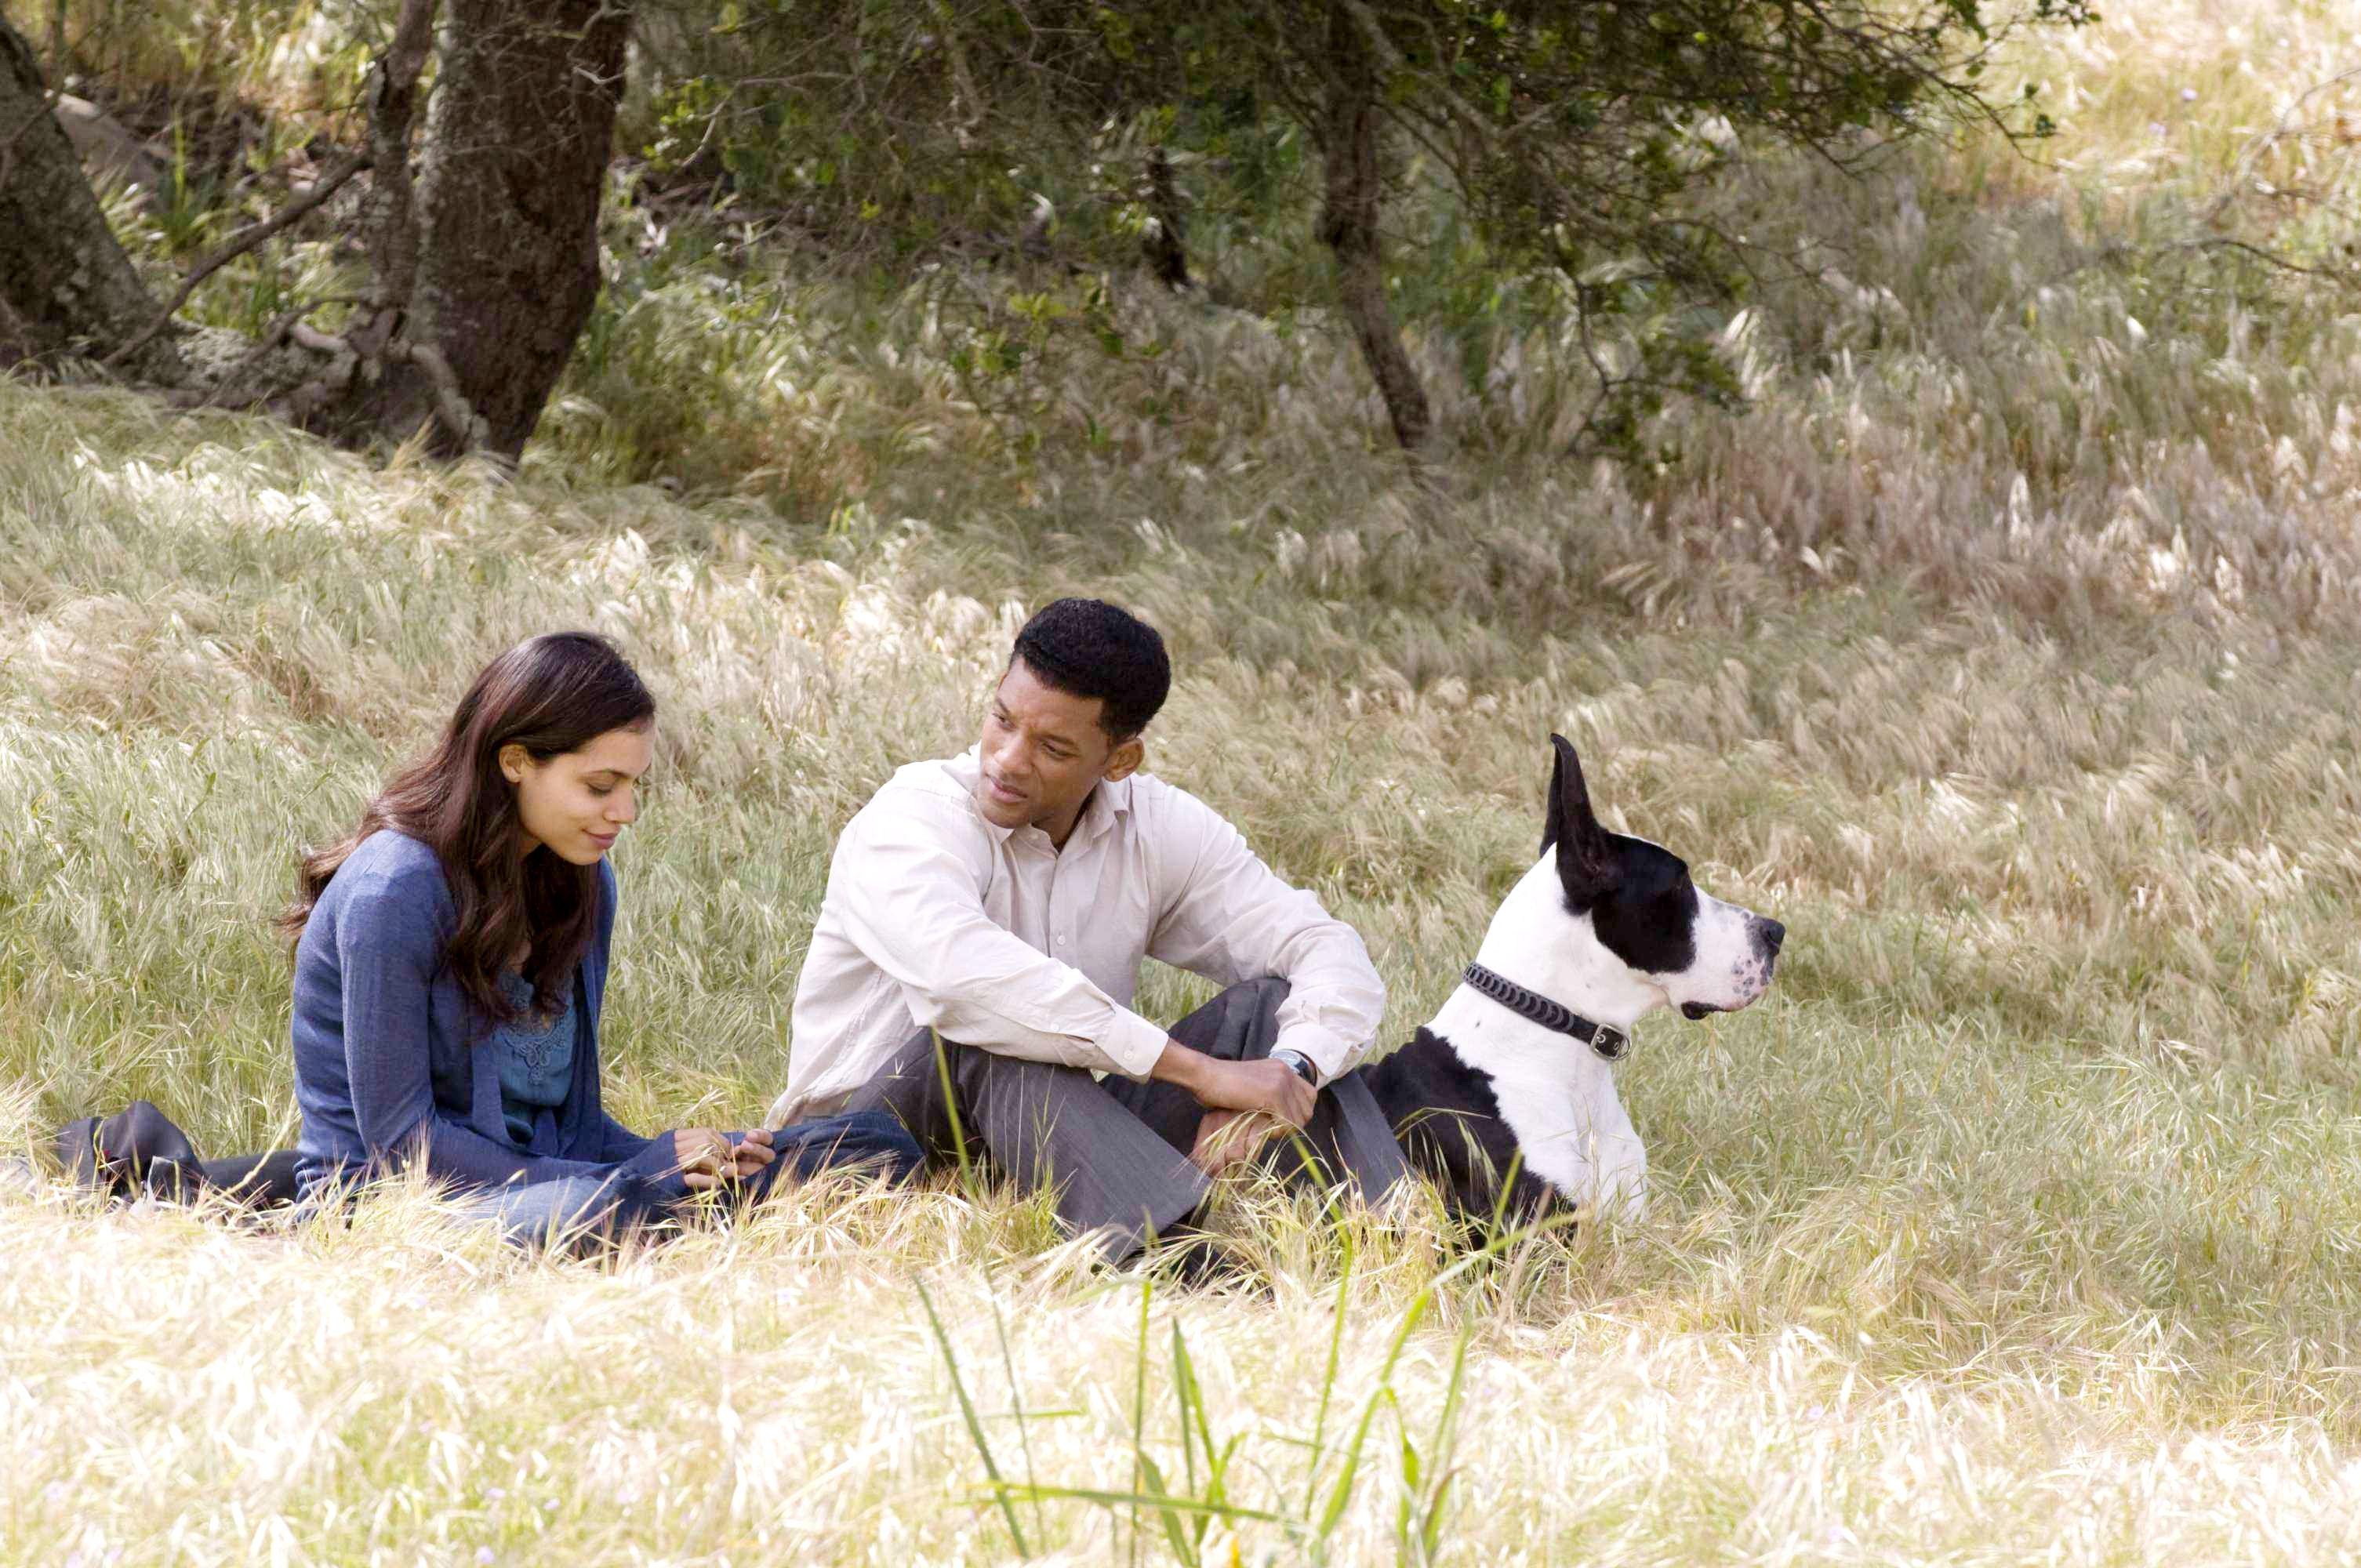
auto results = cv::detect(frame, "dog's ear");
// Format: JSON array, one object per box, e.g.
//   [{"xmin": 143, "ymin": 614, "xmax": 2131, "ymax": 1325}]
[{"xmin": 1543, "ymin": 733, "xmax": 1615, "ymax": 906}]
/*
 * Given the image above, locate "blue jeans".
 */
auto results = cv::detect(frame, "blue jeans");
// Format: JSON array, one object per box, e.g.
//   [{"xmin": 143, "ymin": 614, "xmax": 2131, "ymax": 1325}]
[
  {"xmin": 446, "ymin": 1169, "xmax": 669, "ymax": 1248},
  {"xmin": 736, "ymin": 1109, "xmax": 925, "ymax": 1203},
  {"xmin": 351, "ymin": 1112, "xmax": 925, "ymax": 1250}
]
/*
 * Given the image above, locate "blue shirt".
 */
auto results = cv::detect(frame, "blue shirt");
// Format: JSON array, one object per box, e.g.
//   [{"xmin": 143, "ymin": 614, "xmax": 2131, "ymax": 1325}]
[
  {"xmin": 289, "ymin": 830, "xmax": 673, "ymax": 1197},
  {"xmin": 489, "ymin": 971, "xmax": 581, "ymax": 1149}
]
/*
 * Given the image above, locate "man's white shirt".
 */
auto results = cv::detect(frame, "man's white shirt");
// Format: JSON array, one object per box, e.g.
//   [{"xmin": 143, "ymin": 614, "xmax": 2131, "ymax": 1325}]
[{"xmin": 765, "ymin": 747, "xmax": 1387, "ymax": 1126}]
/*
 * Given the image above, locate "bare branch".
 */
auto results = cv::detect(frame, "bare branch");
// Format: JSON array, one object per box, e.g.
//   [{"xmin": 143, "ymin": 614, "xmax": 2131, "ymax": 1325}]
[
  {"xmin": 383, "ymin": 337, "xmax": 490, "ymax": 450},
  {"xmin": 2180, "ymin": 235, "xmax": 2359, "ymax": 288},
  {"xmin": 933, "ymin": 0, "xmax": 990, "ymax": 148},
  {"xmin": 72, "ymin": 0, "xmax": 433, "ymax": 376},
  {"xmin": 102, "ymin": 150, "xmax": 370, "ymax": 370},
  {"xmin": 2202, "ymin": 66, "xmax": 2361, "ymax": 228},
  {"xmin": 2060, "ymin": 234, "xmax": 2361, "ymax": 293}
]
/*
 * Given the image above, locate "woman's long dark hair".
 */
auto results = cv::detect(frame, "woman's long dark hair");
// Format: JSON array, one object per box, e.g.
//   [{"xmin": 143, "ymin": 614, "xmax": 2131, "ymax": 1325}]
[{"xmin": 282, "ymin": 632, "xmax": 656, "ymax": 1029}]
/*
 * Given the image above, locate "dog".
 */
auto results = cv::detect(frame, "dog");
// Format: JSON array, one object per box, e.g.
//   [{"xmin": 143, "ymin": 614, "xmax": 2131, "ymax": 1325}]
[{"xmin": 1359, "ymin": 734, "xmax": 1784, "ymax": 1224}]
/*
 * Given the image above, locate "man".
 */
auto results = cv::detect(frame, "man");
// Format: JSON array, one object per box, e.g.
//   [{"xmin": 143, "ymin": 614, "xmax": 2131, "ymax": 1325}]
[{"xmin": 767, "ymin": 597, "xmax": 1406, "ymax": 1262}]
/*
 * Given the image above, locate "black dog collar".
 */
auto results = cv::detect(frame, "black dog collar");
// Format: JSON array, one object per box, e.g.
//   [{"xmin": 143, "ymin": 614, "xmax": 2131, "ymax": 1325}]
[{"xmin": 1462, "ymin": 963, "xmax": 1630, "ymax": 1061}]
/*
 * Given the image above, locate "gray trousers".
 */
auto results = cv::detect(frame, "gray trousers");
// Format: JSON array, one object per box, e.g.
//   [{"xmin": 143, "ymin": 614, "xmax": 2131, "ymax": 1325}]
[{"xmin": 845, "ymin": 977, "xmax": 1408, "ymax": 1261}]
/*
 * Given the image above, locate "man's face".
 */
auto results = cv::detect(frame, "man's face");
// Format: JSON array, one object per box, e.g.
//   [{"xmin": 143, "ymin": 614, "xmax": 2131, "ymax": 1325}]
[{"xmin": 975, "ymin": 659, "xmax": 1142, "ymax": 842}]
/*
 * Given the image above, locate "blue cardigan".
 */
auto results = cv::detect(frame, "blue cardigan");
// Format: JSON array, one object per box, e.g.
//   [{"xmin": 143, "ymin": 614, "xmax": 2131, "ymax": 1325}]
[{"xmin": 291, "ymin": 830, "xmax": 676, "ymax": 1197}]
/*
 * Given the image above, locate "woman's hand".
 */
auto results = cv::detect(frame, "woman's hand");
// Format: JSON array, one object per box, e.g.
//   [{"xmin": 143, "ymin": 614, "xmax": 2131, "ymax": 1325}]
[
  {"xmin": 669, "ymin": 1128, "xmax": 729, "ymax": 1190},
  {"xmin": 668, "ymin": 1127, "xmax": 776, "ymax": 1190}
]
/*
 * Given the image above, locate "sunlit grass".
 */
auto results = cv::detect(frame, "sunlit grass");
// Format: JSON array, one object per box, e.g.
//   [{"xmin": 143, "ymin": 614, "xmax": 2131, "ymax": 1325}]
[{"xmin": 6, "ymin": 0, "xmax": 2361, "ymax": 1559}]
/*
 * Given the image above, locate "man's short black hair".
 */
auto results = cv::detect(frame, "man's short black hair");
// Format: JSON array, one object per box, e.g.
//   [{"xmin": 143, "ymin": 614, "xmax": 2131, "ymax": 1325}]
[{"xmin": 1011, "ymin": 597, "xmax": 1171, "ymax": 740}]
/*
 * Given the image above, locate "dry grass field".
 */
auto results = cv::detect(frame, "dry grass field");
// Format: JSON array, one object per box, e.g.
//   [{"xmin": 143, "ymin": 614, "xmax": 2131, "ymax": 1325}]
[{"xmin": 6, "ymin": 1, "xmax": 2361, "ymax": 1561}]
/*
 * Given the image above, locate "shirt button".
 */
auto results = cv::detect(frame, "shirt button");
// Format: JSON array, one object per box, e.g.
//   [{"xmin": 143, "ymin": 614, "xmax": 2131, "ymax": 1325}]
[{"xmin": 1056, "ymin": 935, "xmax": 1069, "ymax": 946}]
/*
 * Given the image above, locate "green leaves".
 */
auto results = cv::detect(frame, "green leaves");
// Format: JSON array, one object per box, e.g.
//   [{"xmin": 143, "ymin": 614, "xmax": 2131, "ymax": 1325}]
[{"xmin": 621, "ymin": 0, "xmax": 2089, "ymax": 464}]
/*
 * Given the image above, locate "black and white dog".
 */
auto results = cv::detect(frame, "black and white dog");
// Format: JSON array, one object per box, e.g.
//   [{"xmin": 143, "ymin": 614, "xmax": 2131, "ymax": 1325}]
[{"xmin": 1361, "ymin": 735, "xmax": 1784, "ymax": 1223}]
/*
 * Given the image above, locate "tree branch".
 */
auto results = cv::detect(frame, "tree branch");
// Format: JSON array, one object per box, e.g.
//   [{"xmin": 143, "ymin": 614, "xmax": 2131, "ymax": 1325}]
[
  {"xmin": 383, "ymin": 336, "xmax": 489, "ymax": 450},
  {"xmin": 2202, "ymin": 65, "xmax": 2361, "ymax": 229},
  {"xmin": 933, "ymin": 0, "xmax": 989, "ymax": 149},
  {"xmin": 2061, "ymin": 234, "xmax": 2361, "ymax": 292},
  {"xmin": 102, "ymin": 150, "xmax": 370, "ymax": 369}
]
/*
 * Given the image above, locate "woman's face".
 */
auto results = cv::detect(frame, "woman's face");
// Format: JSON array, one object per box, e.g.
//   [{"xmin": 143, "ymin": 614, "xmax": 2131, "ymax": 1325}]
[{"xmin": 501, "ymin": 725, "xmax": 652, "ymax": 865}]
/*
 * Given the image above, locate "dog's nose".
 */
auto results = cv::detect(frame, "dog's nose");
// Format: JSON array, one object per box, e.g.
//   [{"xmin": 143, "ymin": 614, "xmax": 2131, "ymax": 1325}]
[{"xmin": 1758, "ymin": 919, "xmax": 1785, "ymax": 957}]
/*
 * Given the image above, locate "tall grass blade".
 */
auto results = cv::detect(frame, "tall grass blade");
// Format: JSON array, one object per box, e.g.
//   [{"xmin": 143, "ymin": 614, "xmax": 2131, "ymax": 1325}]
[
  {"xmin": 914, "ymin": 1278, "xmax": 1030, "ymax": 1556},
  {"xmin": 1299, "ymin": 1225, "xmax": 1357, "ymax": 1517},
  {"xmin": 930, "ymin": 1029, "xmax": 981, "ymax": 1200}
]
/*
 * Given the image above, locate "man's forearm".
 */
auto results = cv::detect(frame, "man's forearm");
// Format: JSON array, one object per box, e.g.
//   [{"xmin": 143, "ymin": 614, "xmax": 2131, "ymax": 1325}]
[
  {"xmin": 1151, "ymin": 1037, "xmax": 1317, "ymax": 1127},
  {"xmin": 1150, "ymin": 1037, "xmax": 1213, "ymax": 1100}
]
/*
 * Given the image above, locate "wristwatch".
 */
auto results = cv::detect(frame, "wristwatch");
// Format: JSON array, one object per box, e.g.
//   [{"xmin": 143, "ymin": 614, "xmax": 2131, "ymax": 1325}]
[{"xmin": 1270, "ymin": 1048, "xmax": 1318, "ymax": 1087}]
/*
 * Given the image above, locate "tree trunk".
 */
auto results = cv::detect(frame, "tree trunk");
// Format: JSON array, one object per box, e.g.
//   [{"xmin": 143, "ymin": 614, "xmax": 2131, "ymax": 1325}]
[
  {"xmin": 1314, "ymin": 1, "xmax": 1429, "ymax": 452},
  {"xmin": 1143, "ymin": 144, "xmax": 1190, "ymax": 289},
  {"xmin": 360, "ymin": 0, "xmax": 439, "ymax": 316},
  {"xmin": 364, "ymin": 0, "xmax": 630, "ymax": 459},
  {"xmin": 2, "ymin": 4, "xmax": 624, "ymax": 463},
  {"xmin": 0, "ymin": 20, "xmax": 182, "ymax": 379}
]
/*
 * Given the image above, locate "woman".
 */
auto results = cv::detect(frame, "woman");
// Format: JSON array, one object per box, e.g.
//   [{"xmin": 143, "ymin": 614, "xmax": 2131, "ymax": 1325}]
[{"xmin": 251, "ymin": 630, "xmax": 915, "ymax": 1242}]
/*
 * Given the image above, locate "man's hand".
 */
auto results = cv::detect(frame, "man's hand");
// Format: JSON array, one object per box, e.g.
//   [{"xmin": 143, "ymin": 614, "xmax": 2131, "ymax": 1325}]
[
  {"xmin": 1200, "ymin": 1056, "xmax": 1317, "ymax": 1126},
  {"xmin": 1153, "ymin": 1042, "xmax": 1315, "ymax": 1128},
  {"xmin": 729, "ymin": 1127, "xmax": 777, "ymax": 1180},
  {"xmin": 1189, "ymin": 1109, "xmax": 1289, "ymax": 1177}
]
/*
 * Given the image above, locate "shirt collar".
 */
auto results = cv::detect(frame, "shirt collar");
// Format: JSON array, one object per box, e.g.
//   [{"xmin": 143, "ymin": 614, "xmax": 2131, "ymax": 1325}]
[
  {"xmin": 1071, "ymin": 773, "xmax": 1134, "ymax": 846},
  {"xmin": 949, "ymin": 747, "xmax": 1135, "ymax": 848}
]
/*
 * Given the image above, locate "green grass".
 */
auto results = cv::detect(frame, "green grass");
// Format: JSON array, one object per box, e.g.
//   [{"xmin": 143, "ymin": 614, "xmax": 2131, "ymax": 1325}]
[{"xmin": 7, "ymin": 0, "xmax": 2361, "ymax": 1559}]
